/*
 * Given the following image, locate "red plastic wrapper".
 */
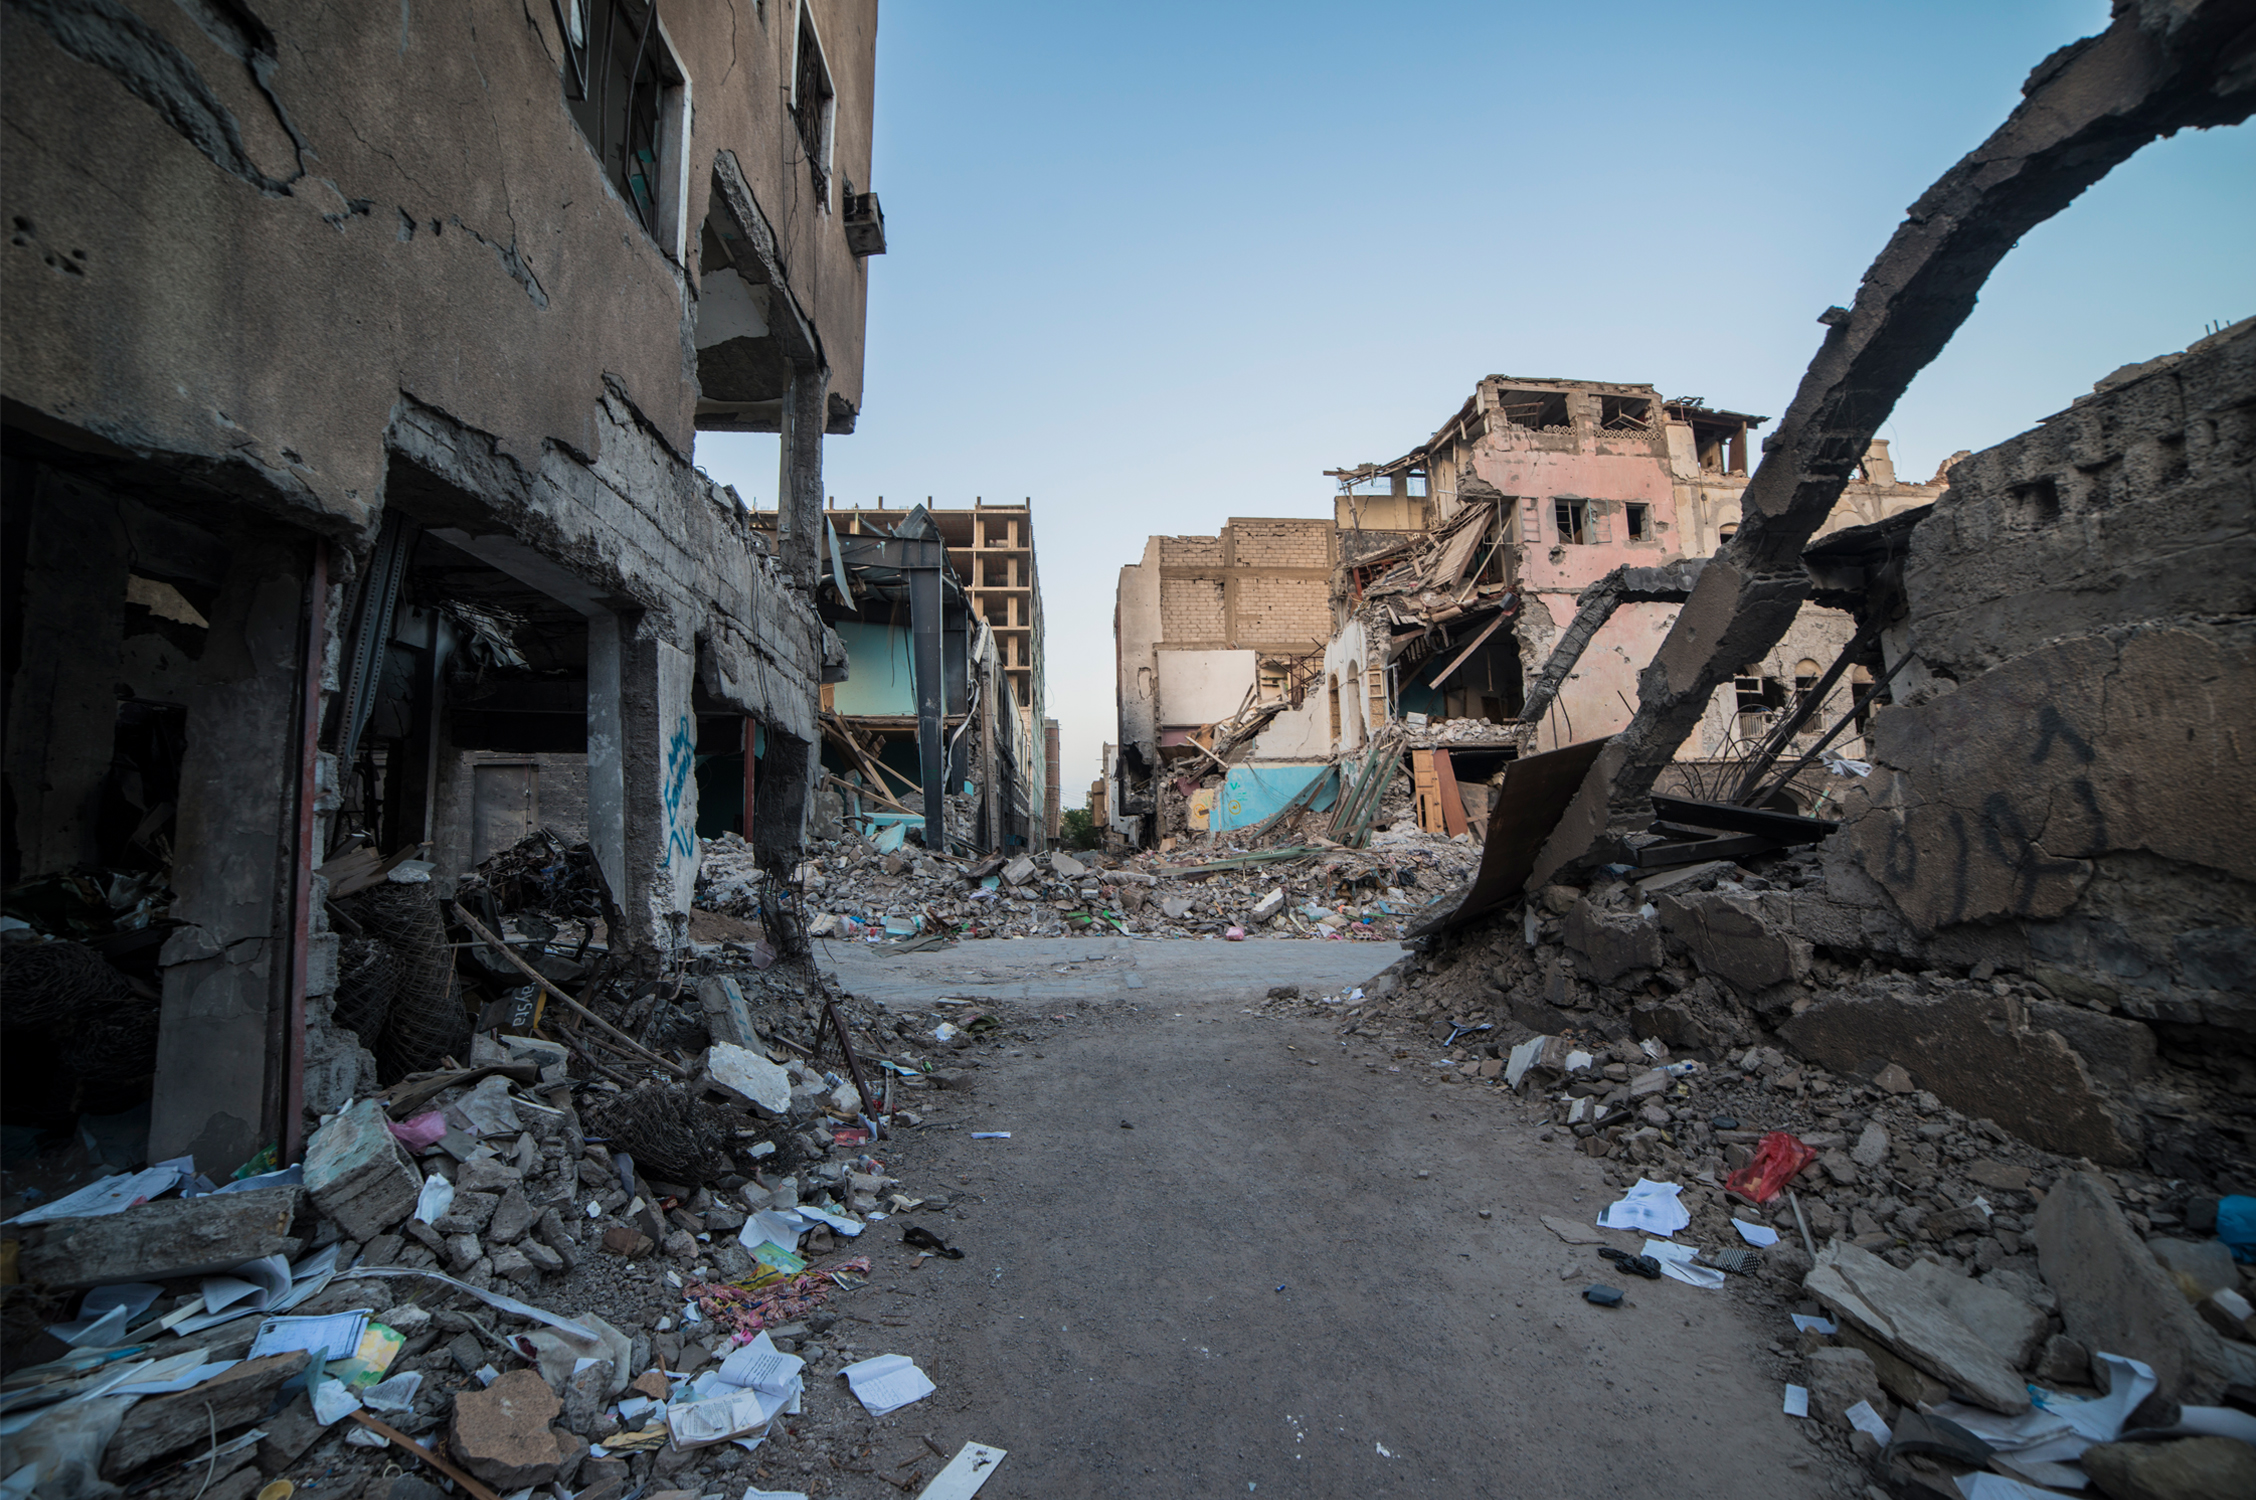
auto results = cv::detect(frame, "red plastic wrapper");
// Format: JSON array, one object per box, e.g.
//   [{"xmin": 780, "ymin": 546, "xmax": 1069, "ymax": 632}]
[{"xmin": 1724, "ymin": 1130, "xmax": 1818, "ymax": 1205}]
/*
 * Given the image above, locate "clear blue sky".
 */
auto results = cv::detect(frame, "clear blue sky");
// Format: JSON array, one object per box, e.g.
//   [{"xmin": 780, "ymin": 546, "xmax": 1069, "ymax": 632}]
[{"xmin": 693, "ymin": 0, "xmax": 2253, "ymax": 809}]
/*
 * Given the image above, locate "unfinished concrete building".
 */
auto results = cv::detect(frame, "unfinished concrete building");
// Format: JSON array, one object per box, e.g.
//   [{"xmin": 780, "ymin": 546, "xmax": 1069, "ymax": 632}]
[
  {"xmin": 1, "ymin": 1, "xmax": 881, "ymax": 1173},
  {"xmin": 768, "ymin": 500, "xmax": 1049, "ymax": 854}
]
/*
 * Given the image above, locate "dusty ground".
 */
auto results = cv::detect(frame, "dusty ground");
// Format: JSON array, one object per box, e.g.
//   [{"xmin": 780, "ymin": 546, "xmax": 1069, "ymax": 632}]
[{"xmin": 759, "ymin": 938, "xmax": 1856, "ymax": 1498}]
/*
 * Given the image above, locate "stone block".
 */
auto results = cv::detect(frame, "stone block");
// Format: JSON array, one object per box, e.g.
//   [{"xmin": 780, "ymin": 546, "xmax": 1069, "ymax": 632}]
[
  {"xmin": 1002, "ymin": 856, "xmax": 1036, "ymax": 886},
  {"xmin": 2081, "ymin": 1437, "xmax": 2256, "ymax": 1500},
  {"xmin": 1803, "ymin": 1241, "xmax": 2028, "ymax": 1414},
  {"xmin": 1902, "ymin": 1259, "xmax": 2049, "ymax": 1369},
  {"xmin": 1564, "ymin": 899, "xmax": 1663, "ymax": 984},
  {"xmin": 489, "ymin": 1185, "xmax": 537, "ymax": 1245},
  {"xmin": 1655, "ymin": 891, "xmax": 1806, "ymax": 993},
  {"xmin": 2034, "ymin": 1170, "xmax": 2241, "ymax": 1402},
  {"xmin": 2025, "ymin": 1001, "xmax": 2156, "ymax": 1089},
  {"xmin": 2034, "ymin": 1334, "xmax": 2089, "ymax": 1385},
  {"xmin": 2149, "ymin": 1237, "xmax": 2240, "ymax": 1300},
  {"xmin": 456, "ymin": 1157, "xmax": 522, "ymax": 1194},
  {"xmin": 450, "ymin": 1368, "xmax": 565, "ymax": 1488},
  {"xmin": 14, "ymin": 1186, "xmax": 306, "ymax": 1288},
  {"xmin": 1250, "ymin": 888, "xmax": 1285, "ymax": 922},
  {"xmin": 1835, "ymin": 1326, "xmax": 1950, "ymax": 1409},
  {"xmin": 1779, "ymin": 982, "xmax": 2138, "ymax": 1163},
  {"xmin": 305, "ymin": 1098, "xmax": 420, "ymax": 1240}
]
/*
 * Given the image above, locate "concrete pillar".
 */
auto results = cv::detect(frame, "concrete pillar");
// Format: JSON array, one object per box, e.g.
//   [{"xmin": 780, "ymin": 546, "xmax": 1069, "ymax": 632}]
[
  {"xmin": 150, "ymin": 532, "xmax": 312, "ymax": 1171},
  {"xmin": 776, "ymin": 365, "xmax": 828, "ymax": 591},
  {"xmin": 5, "ymin": 476, "xmax": 127, "ymax": 874},
  {"xmin": 584, "ymin": 608, "xmax": 627, "ymax": 906},
  {"xmin": 615, "ymin": 625, "xmax": 700, "ymax": 948},
  {"xmin": 752, "ymin": 728, "xmax": 814, "ymax": 864}
]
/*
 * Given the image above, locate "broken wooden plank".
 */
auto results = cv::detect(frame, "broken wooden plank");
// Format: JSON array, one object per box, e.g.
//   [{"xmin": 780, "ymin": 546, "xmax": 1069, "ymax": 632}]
[
  {"xmin": 12, "ymin": 1188, "xmax": 305, "ymax": 1288},
  {"xmin": 101, "ymin": 1352, "xmax": 311, "ymax": 1477},
  {"xmin": 1434, "ymin": 749, "xmax": 1470, "ymax": 839}
]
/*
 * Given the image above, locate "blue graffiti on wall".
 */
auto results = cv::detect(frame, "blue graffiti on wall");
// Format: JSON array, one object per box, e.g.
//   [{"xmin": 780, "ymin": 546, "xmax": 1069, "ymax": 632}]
[{"xmin": 663, "ymin": 713, "xmax": 699, "ymax": 866}]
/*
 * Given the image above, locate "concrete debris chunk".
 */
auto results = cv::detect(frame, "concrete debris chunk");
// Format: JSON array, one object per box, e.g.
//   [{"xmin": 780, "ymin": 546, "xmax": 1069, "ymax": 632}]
[
  {"xmin": 1802, "ymin": 1347, "xmax": 1889, "ymax": 1431},
  {"xmin": 1901, "ymin": 1259, "xmax": 2049, "ymax": 1370},
  {"xmin": 1250, "ymin": 888, "xmax": 1285, "ymax": 921},
  {"xmin": 1851, "ymin": 1122, "xmax": 1889, "ymax": 1169},
  {"xmin": 456, "ymin": 1156, "xmax": 523, "ymax": 1194},
  {"xmin": 488, "ymin": 1184, "xmax": 538, "ymax": 1245},
  {"xmin": 704, "ymin": 1042, "xmax": 794, "ymax": 1115},
  {"xmin": 2033, "ymin": 1170, "xmax": 2242, "ymax": 1402},
  {"xmin": 2148, "ymin": 1237, "xmax": 2241, "ymax": 1300},
  {"xmin": 14, "ymin": 1186, "xmax": 306, "ymax": 1288},
  {"xmin": 1802, "ymin": 1241, "xmax": 2029, "ymax": 1414},
  {"xmin": 449, "ymin": 1367, "xmax": 567, "ymax": 1488},
  {"xmin": 2080, "ymin": 1437, "xmax": 2256, "ymax": 1500},
  {"xmin": 1001, "ymin": 856, "xmax": 1037, "ymax": 886},
  {"xmin": 304, "ymin": 1097, "xmax": 421, "ymax": 1241}
]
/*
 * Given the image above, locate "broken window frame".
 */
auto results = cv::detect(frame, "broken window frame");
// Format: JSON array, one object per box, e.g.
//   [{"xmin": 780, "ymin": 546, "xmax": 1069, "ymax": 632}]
[
  {"xmin": 1554, "ymin": 499, "xmax": 1590, "ymax": 546},
  {"xmin": 1493, "ymin": 389, "xmax": 1573, "ymax": 431},
  {"xmin": 1598, "ymin": 394, "xmax": 1653, "ymax": 432},
  {"xmin": 557, "ymin": 0, "xmax": 690, "ymax": 258},
  {"xmin": 790, "ymin": 0, "xmax": 838, "ymax": 208}
]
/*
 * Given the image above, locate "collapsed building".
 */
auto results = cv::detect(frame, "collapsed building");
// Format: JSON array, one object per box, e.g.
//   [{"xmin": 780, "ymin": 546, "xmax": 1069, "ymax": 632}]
[
  {"xmin": 1387, "ymin": 0, "xmax": 2255, "ymax": 1220},
  {"xmin": 753, "ymin": 500, "xmax": 1052, "ymax": 856},
  {"xmin": 2, "ymin": 2, "xmax": 882, "ymax": 1172},
  {"xmin": 1107, "ymin": 381, "xmax": 1945, "ymax": 848}
]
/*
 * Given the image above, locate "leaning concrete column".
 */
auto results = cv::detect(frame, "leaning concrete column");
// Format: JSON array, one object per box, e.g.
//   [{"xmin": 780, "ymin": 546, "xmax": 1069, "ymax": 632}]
[
  {"xmin": 776, "ymin": 366, "xmax": 828, "ymax": 591},
  {"xmin": 150, "ymin": 533, "xmax": 312, "ymax": 1171}
]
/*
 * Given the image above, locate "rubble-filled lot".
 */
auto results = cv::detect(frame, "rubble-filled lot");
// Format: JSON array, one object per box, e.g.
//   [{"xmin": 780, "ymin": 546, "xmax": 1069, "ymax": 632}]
[{"xmin": 698, "ymin": 824, "xmax": 1480, "ymax": 946}]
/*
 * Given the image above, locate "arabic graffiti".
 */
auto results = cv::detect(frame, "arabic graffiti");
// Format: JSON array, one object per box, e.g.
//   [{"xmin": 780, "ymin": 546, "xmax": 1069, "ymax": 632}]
[{"xmin": 663, "ymin": 712, "xmax": 699, "ymax": 867}]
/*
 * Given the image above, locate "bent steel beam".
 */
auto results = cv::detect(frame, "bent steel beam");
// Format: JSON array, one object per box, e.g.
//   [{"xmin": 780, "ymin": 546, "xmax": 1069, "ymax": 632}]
[{"xmin": 1526, "ymin": 1, "xmax": 2256, "ymax": 892}]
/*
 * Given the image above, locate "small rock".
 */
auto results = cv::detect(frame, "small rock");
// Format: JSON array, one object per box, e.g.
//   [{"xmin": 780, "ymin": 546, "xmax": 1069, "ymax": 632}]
[
  {"xmin": 535, "ymin": 1208, "xmax": 579, "ymax": 1271},
  {"xmin": 600, "ymin": 1226, "xmax": 653, "ymax": 1259},
  {"xmin": 444, "ymin": 1232, "xmax": 483, "ymax": 1271},
  {"xmin": 1873, "ymin": 1063, "xmax": 1915, "ymax": 1094},
  {"xmin": 488, "ymin": 1186, "xmax": 538, "ymax": 1246},
  {"xmin": 2080, "ymin": 1436, "xmax": 2256, "ymax": 1500},
  {"xmin": 2034, "ymin": 1333, "xmax": 2089, "ymax": 1384},
  {"xmin": 520, "ymin": 1241, "xmax": 565, "ymax": 1274},
  {"xmin": 1851, "ymin": 1123, "xmax": 1890, "ymax": 1170},
  {"xmin": 1584, "ymin": 1285, "xmax": 1623, "ymax": 1307},
  {"xmin": 1804, "ymin": 1347, "xmax": 1889, "ymax": 1431},
  {"xmin": 490, "ymin": 1245, "xmax": 539, "ymax": 1285},
  {"xmin": 457, "ymin": 1157, "xmax": 524, "ymax": 1194},
  {"xmin": 560, "ymin": 1358, "xmax": 614, "ymax": 1434},
  {"xmin": 436, "ymin": 1191, "xmax": 499, "ymax": 1235},
  {"xmin": 1963, "ymin": 1158, "xmax": 2030, "ymax": 1193}
]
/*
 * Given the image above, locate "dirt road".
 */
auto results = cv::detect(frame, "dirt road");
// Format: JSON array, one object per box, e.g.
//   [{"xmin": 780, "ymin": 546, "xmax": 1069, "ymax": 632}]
[{"xmin": 795, "ymin": 937, "xmax": 1850, "ymax": 1498}]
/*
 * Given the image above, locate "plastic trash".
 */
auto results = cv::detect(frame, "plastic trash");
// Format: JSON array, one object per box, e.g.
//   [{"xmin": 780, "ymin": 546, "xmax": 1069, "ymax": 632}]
[
  {"xmin": 1724, "ymin": 1131, "xmax": 1818, "ymax": 1205},
  {"xmin": 388, "ymin": 1111, "xmax": 447, "ymax": 1151},
  {"xmin": 310, "ymin": 1376, "xmax": 361, "ymax": 1426},
  {"xmin": 413, "ymin": 1173, "xmax": 454, "ymax": 1225},
  {"xmin": 2218, "ymin": 1195, "xmax": 2256, "ymax": 1264}
]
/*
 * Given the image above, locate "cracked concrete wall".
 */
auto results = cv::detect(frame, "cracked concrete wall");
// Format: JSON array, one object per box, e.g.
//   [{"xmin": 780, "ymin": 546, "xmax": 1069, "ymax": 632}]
[
  {"xmin": 0, "ymin": 0, "xmax": 875, "ymax": 538},
  {"xmin": 1835, "ymin": 319, "xmax": 2255, "ymax": 1032}
]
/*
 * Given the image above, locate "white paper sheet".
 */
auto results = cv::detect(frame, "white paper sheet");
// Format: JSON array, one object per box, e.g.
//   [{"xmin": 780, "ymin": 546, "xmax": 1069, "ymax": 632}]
[
  {"xmin": 4, "ymin": 1159, "xmax": 193, "ymax": 1225},
  {"xmin": 1643, "ymin": 1238, "xmax": 1725, "ymax": 1290},
  {"xmin": 743, "ymin": 1210, "xmax": 810, "ymax": 1256},
  {"xmin": 1730, "ymin": 1219, "xmax": 1780, "ymax": 1247},
  {"xmin": 669, "ymin": 1386, "xmax": 790, "ymax": 1447},
  {"xmin": 50, "ymin": 1282, "xmax": 163, "ymax": 1348},
  {"xmin": 1955, "ymin": 1476, "xmax": 2067, "ymax": 1500},
  {"xmin": 330, "ymin": 1267, "xmax": 598, "ymax": 1342},
  {"xmin": 203, "ymin": 1254, "xmax": 292, "ymax": 1316},
  {"xmin": 360, "ymin": 1371, "xmax": 422, "ymax": 1413},
  {"xmin": 247, "ymin": 1310, "xmax": 369, "ymax": 1364},
  {"xmin": 1595, "ymin": 1179, "xmax": 1689, "ymax": 1236},
  {"xmin": 718, "ymin": 1333, "xmax": 806, "ymax": 1397},
  {"xmin": 915, "ymin": 1442, "xmax": 1007, "ymax": 1500},
  {"xmin": 1843, "ymin": 1400, "xmax": 1892, "ymax": 1446},
  {"xmin": 839, "ymin": 1354, "xmax": 934, "ymax": 1417},
  {"xmin": 1782, "ymin": 1384, "xmax": 1809, "ymax": 1417},
  {"xmin": 108, "ymin": 1351, "xmax": 231, "ymax": 1395},
  {"xmin": 793, "ymin": 1204, "xmax": 864, "ymax": 1237},
  {"xmin": 1789, "ymin": 1314, "xmax": 1837, "ymax": 1335}
]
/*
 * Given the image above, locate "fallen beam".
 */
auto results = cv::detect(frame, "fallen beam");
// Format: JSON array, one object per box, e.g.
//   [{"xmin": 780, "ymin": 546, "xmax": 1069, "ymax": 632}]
[{"xmin": 10, "ymin": 1188, "xmax": 305, "ymax": 1288}]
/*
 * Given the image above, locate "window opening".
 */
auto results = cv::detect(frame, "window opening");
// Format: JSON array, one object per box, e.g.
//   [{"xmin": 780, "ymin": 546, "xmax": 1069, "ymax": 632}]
[
  {"xmin": 558, "ymin": 0, "xmax": 681, "ymax": 240},
  {"xmin": 791, "ymin": 3, "xmax": 836, "ymax": 203},
  {"xmin": 1624, "ymin": 502, "xmax": 1650, "ymax": 542},
  {"xmin": 1494, "ymin": 389, "xmax": 1572, "ymax": 430},
  {"xmin": 1717, "ymin": 522, "xmax": 1738, "ymax": 542},
  {"xmin": 1598, "ymin": 395, "xmax": 1652, "ymax": 431},
  {"xmin": 1554, "ymin": 499, "xmax": 1589, "ymax": 545}
]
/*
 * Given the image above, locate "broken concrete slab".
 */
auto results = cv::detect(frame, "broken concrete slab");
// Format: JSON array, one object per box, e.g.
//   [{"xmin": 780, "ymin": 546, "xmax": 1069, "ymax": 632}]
[
  {"xmin": 1563, "ymin": 898, "xmax": 1663, "ymax": 984},
  {"xmin": 1779, "ymin": 982, "xmax": 2138, "ymax": 1163},
  {"xmin": 2034, "ymin": 1170, "xmax": 2243, "ymax": 1401},
  {"xmin": 102, "ymin": 1352, "xmax": 311, "ymax": 1477},
  {"xmin": 1654, "ymin": 890, "xmax": 1808, "ymax": 993},
  {"xmin": 1835, "ymin": 1325, "xmax": 1951, "ymax": 1409},
  {"xmin": 455, "ymin": 1157, "xmax": 522, "ymax": 1194},
  {"xmin": 489, "ymin": 1185, "xmax": 537, "ymax": 1246},
  {"xmin": 305, "ymin": 1097, "xmax": 421, "ymax": 1240},
  {"xmin": 1803, "ymin": 1241, "xmax": 2030, "ymax": 1414},
  {"xmin": 1852, "ymin": 1122, "xmax": 1890, "ymax": 1169},
  {"xmin": 14, "ymin": 1186, "xmax": 305, "ymax": 1287},
  {"xmin": 1001, "ymin": 856, "xmax": 1036, "ymax": 886},
  {"xmin": 1249, "ymin": 888, "xmax": 1285, "ymax": 922},
  {"xmin": 450, "ymin": 1368, "xmax": 566, "ymax": 1488},
  {"xmin": 703, "ymin": 1042, "xmax": 792, "ymax": 1115},
  {"xmin": 1158, "ymin": 897, "xmax": 1195, "ymax": 920},
  {"xmin": 1902, "ymin": 1260, "xmax": 2049, "ymax": 1370},
  {"xmin": 1049, "ymin": 851, "xmax": 1089, "ymax": 879}
]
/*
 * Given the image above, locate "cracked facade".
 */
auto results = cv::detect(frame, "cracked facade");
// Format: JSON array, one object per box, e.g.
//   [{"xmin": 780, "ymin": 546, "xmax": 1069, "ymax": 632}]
[{"xmin": 2, "ymin": 1, "xmax": 880, "ymax": 1171}]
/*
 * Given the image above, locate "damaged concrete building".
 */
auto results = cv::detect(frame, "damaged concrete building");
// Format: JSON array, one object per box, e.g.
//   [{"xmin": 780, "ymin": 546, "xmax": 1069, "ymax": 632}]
[
  {"xmin": 1108, "ymin": 379, "xmax": 1945, "ymax": 847},
  {"xmin": 2, "ymin": 1, "xmax": 881, "ymax": 1171},
  {"xmin": 762, "ymin": 500, "xmax": 1051, "ymax": 855}
]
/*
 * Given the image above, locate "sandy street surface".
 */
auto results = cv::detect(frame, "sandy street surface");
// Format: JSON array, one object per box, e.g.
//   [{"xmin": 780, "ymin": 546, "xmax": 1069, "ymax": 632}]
[{"xmin": 792, "ymin": 937, "xmax": 1852, "ymax": 1499}]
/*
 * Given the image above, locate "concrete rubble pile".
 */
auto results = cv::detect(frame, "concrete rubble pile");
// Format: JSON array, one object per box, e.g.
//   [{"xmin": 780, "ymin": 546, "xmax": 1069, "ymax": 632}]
[
  {"xmin": 698, "ymin": 825, "xmax": 1480, "ymax": 944},
  {"xmin": 0, "ymin": 843, "xmax": 981, "ymax": 1499}
]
